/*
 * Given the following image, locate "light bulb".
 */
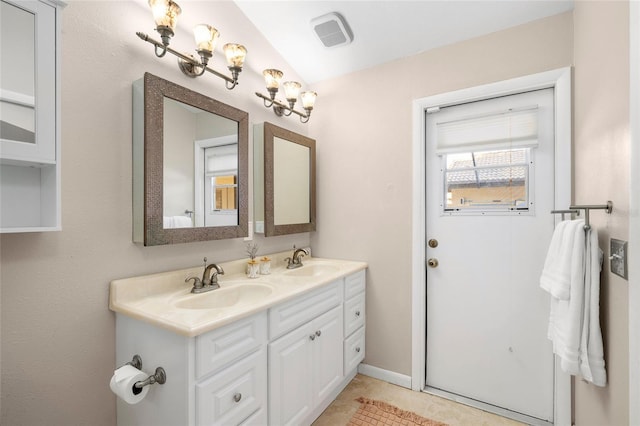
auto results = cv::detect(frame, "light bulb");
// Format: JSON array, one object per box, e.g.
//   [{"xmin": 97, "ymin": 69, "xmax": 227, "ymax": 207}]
[
  {"xmin": 223, "ymin": 44, "xmax": 247, "ymax": 68},
  {"xmin": 301, "ymin": 91, "xmax": 317, "ymax": 109},
  {"xmin": 148, "ymin": 0, "xmax": 181, "ymax": 32},
  {"xmin": 283, "ymin": 81, "xmax": 302, "ymax": 102},
  {"xmin": 263, "ymin": 69, "xmax": 283, "ymax": 90},
  {"xmin": 193, "ymin": 24, "xmax": 219, "ymax": 55}
]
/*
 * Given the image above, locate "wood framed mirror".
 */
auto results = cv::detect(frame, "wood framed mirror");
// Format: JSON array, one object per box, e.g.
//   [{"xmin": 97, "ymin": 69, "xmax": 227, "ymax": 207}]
[
  {"xmin": 133, "ymin": 73, "xmax": 249, "ymax": 246},
  {"xmin": 254, "ymin": 122, "xmax": 316, "ymax": 236}
]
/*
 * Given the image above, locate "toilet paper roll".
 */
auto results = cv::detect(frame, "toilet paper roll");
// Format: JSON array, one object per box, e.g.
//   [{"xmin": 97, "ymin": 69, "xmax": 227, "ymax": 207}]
[{"xmin": 109, "ymin": 365, "xmax": 149, "ymax": 404}]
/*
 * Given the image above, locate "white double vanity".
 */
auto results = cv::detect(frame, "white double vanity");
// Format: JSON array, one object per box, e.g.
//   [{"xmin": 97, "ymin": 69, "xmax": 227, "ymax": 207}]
[{"xmin": 110, "ymin": 252, "xmax": 366, "ymax": 426}]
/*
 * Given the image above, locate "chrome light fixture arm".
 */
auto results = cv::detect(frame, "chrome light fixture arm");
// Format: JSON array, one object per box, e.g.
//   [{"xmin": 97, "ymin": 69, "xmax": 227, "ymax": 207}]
[
  {"xmin": 255, "ymin": 92, "xmax": 310, "ymax": 123},
  {"xmin": 136, "ymin": 32, "xmax": 240, "ymax": 89}
]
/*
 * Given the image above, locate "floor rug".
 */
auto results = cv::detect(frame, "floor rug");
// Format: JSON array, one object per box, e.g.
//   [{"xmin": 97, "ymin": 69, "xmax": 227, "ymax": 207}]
[{"xmin": 348, "ymin": 397, "xmax": 449, "ymax": 426}]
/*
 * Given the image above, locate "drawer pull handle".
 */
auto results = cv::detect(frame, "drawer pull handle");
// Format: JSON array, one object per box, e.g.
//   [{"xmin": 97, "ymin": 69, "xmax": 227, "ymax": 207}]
[
  {"xmin": 233, "ymin": 393, "xmax": 242, "ymax": 403},
  {"xmin": 315, "ymin": 330, "xmax": 322, "ymax": 337},
  {"xmin": 355, "ymin": 311, "xmax": 361, "ymax": 317},
  {"xmin": 309, "ymin": 334, "xmax": 316, "ymax": 341},
  {"xmin": 355, "ymin": 347, "xmax": 361, "ymax": 353}
]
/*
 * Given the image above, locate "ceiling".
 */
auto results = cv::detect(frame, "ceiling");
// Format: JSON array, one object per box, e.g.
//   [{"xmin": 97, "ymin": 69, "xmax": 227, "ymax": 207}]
[{"xmin": 234, "ymin": 1, "xmax": 574, "ymax": 84}]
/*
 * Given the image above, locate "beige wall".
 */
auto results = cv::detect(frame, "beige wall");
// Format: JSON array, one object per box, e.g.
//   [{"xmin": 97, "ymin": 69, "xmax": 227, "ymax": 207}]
[
  {"xmin": 0, "ymin": 2, "xmax": 311, "ymax": 424},
  {"xmin": 573, "ymin": 1, "xmax": 630, "ymax": 425},
  {"xmin": 310, "ymin": 11, "xmax": 574, "ymax": 378}
]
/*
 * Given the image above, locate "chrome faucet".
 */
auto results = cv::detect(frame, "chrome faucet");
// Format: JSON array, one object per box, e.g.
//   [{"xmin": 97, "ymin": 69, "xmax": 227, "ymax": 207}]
[
  {"xmin": 285, "ymin": 246, "xmax": 309, "ymax": 269},
  {"xmin": 185, "ymin": 257, "xmax": 224, "ymax": 293}
]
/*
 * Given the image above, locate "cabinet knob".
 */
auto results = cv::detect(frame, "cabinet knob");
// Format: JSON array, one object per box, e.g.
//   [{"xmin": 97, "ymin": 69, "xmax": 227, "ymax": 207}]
[
  {"xmin": 233, "ymin": 393, "xmax": 242, "ymax": 403},
  {"xmin": 355, "ymin": 310, "xmax": 361, "ymax": 317},
  {"xmin": 309, "ymin": 334, "xmax": 316, "ymax": 341},
  {"xmin": 355, "ymin": 347, "xmax": 361, "ymax": 353},
  {"xmin": 315, "ymin": 330, "xmax": 322, "ymax": 337}
]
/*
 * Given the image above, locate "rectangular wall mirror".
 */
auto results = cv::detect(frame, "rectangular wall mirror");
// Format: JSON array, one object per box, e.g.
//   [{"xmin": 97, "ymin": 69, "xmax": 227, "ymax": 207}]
[
  {"xmin": 254, "ymin": 122, "xmax": 316, "ymax": 236},
  {"xmin": 133, "ymin": 73, "xmax": 249, "ymax": 246}
]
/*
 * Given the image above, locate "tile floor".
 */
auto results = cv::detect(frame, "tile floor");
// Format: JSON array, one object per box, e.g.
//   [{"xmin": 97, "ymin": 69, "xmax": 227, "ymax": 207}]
[{"xmin": 312, "ymin": 374, "xmax": 525, "ymax": 426}]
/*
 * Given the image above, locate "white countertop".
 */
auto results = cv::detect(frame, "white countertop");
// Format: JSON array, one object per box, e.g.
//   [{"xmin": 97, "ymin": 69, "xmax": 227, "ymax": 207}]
[{"xmin": 109, "ymin": 254, "xmax": 367, "ymax": 337}]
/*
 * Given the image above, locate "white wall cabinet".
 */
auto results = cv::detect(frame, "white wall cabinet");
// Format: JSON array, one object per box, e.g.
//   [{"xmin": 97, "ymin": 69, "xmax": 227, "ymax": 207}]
[
  {"xmin": 0, "ymin": 0, "xmax": 63, "ymax": 232},
  {"xmin": 114, "ymin": 270, "xmax": 366, "ymax": 426}
]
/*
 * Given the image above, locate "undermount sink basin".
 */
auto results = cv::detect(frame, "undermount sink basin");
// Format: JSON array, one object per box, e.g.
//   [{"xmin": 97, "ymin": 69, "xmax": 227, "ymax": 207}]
[
  {"xmin": 284, "ymin": 264, "xmax": 339, "ymax": 277},
  {"xmin": 173, "ymin": 283, "xmax": 273, "ymax": 310}
]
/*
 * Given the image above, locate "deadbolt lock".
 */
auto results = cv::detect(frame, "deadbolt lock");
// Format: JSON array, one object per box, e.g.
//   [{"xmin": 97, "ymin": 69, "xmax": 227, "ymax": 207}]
[
  {"xmin": 427, "ymin": 258, "xmax": 439, "ymax": 268},
  {"xmin": 428, "ymin": 239, "xmax": 438, "ymax": 248}
]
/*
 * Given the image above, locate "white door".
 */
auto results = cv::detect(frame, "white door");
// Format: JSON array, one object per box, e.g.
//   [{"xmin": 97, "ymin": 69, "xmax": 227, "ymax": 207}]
[{"xmin": 425, "ymin": 89, "xmax": 555, "ymax": 422}]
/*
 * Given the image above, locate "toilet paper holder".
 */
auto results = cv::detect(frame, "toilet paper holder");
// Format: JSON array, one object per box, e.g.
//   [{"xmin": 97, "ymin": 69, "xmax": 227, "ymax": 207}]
[{"xmin": 124, "ymin": 354, "xmax": 167, "ymax": 390}]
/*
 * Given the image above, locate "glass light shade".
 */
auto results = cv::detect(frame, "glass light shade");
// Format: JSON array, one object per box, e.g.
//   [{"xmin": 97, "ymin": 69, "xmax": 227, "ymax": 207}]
[
  {"xmin": 263, "ymin": 69, "xmax": 283, "ymax": 89},
  {"xmin": 193, "ymin": 24, "xmax": 219, "ymax": 53},
  {"xmin": 223, "ymin": 44, "xmax": 247, "ymax": 68},
  {"xmin": 149, "ymin": 0, "xmax": 181, "ymax": 31},
  {"xmin": 301, "ymin": 91, "xmax": 317, "ymax": 109},
  {"xmin": 283, "ymin": 81, "xmax": 302, "ymax": 101}
]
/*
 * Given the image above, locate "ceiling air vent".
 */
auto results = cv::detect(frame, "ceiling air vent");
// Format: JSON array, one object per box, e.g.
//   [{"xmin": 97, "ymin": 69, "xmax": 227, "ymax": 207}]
[{"xmin": 310, "ymin": 12, "xmax": 353, "ymax": 48}]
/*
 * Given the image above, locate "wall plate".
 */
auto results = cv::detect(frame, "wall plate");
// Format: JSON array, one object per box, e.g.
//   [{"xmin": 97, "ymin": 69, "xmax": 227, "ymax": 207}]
[{"xmin": 610, "ymin": 238, "xmax": 628, "ymax": 280}]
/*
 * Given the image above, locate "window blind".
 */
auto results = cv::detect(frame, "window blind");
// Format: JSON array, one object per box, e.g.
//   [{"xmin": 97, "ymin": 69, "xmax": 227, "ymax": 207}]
[
  {"xmin": 435, "ymin": 105, "xmax": 539, "ymax": 154},
  {"xmin": 205, "ymin": 144, "xmax": 237, "ymax": 174}
]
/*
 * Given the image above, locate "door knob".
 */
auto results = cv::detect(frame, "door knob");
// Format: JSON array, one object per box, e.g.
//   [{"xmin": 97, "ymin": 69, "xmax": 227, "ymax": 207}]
[{"xmin": 427, "ymin": 258, "xmax": 439, "ymax": 268}]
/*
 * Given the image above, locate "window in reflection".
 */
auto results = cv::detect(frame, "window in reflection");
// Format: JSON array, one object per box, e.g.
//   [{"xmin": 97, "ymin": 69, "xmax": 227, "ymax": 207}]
[
  {"xmin": 212, "ymin": 175, "xmax": 237, "ymax": 210},
  {"xmin": 204, "ymin": 144, "xmax": 238, "ymax": 226}
]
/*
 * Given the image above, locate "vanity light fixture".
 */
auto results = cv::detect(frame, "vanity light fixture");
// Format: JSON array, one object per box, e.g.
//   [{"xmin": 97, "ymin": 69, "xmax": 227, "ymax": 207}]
[
  {"xmin": 137, "ymin": 0, "xmax": 247, "ymax": 90},
  {"xmin": 255, "ymin": 69, "xmax": 317, "ymax": 123}
]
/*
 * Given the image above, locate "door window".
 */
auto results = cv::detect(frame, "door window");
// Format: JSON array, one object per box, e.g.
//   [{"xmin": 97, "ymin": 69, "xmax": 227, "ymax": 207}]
[{"xmin": 443, "ymin": 148, "xmax": 532, "ymax": 214}]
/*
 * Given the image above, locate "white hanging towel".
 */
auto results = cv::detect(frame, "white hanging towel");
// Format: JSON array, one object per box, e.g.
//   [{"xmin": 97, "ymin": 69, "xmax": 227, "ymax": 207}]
[
  {"xmin": 540, "ymin": 219, "xmax": 585, "ymax": 300},
  {"xmin": 541, "ymin": 220, "xmax": 607, "ymax": 386},
  {"xmin": 579, "ymin": 228, "xmax": 606, "ymax": 386}
]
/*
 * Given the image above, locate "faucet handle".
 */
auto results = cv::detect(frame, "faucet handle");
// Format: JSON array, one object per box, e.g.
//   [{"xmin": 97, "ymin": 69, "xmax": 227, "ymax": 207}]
[{"xmin": 186, "ymin": 276, "xmax": 203, "ymax": 290}]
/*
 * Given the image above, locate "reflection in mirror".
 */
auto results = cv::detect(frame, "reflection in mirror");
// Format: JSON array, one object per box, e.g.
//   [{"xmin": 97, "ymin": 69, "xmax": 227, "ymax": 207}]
[
  {"xmin": 0, "ymin": 0, "xmax": 36, "ymax": 144},
  {"xmin": 162, "ymin": 97, "xmax": 239, "ymax": 229},
  {"xmin": 274, "ymin": 136, "xmax": 310, "ymax": 225},
  {"xmin": 133, "ymin": 73, "xmax": 248, "ymax": 246},
  {"xmin": 254, "ymin": 122, "xmax": 316, "ymax": 236}
]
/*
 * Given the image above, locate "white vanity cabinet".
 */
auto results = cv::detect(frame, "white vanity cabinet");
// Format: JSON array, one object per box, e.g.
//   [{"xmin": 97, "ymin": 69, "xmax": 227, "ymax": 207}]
[
  {"xmin": 112, "ymin": 264, "xmax": 367, "ymax": 426},
  {"xmin": 0, "ymin": 0, "xmax": 63, "ymax": 232},
  {"xmin": 115, "ymin": 312, "xmax": 268, "ymax": 426}
]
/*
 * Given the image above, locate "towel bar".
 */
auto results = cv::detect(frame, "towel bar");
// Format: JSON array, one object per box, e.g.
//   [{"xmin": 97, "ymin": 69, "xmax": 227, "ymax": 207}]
[{"xmin": 551, "ymin": 201, "xmax": 613, "ymax": 230}]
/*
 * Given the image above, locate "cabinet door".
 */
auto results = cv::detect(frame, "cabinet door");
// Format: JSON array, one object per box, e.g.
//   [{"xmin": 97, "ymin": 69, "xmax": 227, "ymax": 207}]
[
  {"xmin": 268, "ymin": 322, "xmax": 314, "ymax": 426},
  {"xmin": 312, "ymin": 306, "xmax": 344, "ymax": 403},
  {"xmin": 0, "ymin": 0, "xmax": 57, "ymax": 164}
]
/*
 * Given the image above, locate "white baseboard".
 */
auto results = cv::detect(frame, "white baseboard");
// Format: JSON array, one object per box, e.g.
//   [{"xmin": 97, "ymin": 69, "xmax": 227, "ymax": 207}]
[{"xmin": 358, "ymin": 363, "xmax": 412, "ymax": 389}]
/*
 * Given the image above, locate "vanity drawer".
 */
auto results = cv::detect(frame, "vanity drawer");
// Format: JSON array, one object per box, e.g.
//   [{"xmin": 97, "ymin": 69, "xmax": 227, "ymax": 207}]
[
  {"xmin": 196, "ymin": 347, "xmax": 267, "ymax": 426},
  {"xmin": 344, "ymin": 326, "xmax": 365, "ymax": 374},
  {"xmin": 196, "ymin": 312, "xmax": 267, "ymax": 379},
  {"xmin": 269, "ymin": 280, "xmax": 342, "ymax": 340},
  {"xmin": 344, "ymin": 292, "xmax": 365, "ymax": 337},
  {"xmin": 344, "ymin": 270, "xmax": 366, "ymax": 300}
]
